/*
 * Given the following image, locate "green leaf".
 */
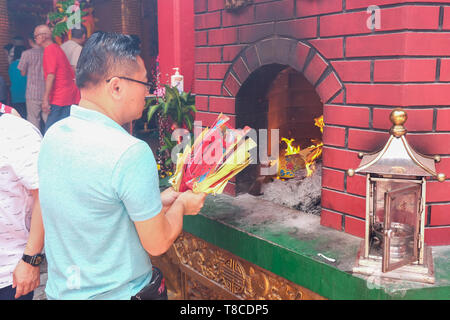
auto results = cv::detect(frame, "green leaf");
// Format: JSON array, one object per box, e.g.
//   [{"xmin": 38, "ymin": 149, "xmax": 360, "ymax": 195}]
[
  {"xmin": 163, "ymin": 135, "xmax": 176, "ymax": 149},
  {"xmin": 164, "ymin": 157, "xmax": 173, "ymax": 167},
  {"xmin": 164, "ymin": 85, "xmax": 177, "ymax": 103},
  {"xmin": 176, "ymin": 99, "xmax": 182, "ymax": 124},
  {"xmin": 147, "ymin": 104, "xmax": 161, "ymax": 122},
  {"xmin": 184, "ymin": 114, "xmax": 192, "ymax": 131},
  {"xmin": 160, "ymin": 145, "xmax": 170, "ymax": 152},
  {"xmin": 182, "ymin": 104, "xmax": 197, "ymax": 114},
  {"xmin": 187, "ymin": 94, "xmax": 196, "ymax": 105}
]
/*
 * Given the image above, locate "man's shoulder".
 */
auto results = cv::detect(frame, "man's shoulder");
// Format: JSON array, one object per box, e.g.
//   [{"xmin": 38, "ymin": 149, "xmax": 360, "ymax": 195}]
[
  {"xmin": 0, "ymin": 114, "xmax": 42, "ymax": 140},
  {"xmin": 46, "ymin": 112, "xmax": 144, "ymax": 155},
  {"xmin": 21, "ymin": 49, "xmax": 32, "ymax": 58},
  {"xmin": 61, "ymin": 40, "xmax": 80, "ymax": 50},
  {"xmin": 0, "ymin": 113, "xmax": 38, "ymax": 129},
  {"xmin": 103, "ymin": 126, "xmax": 147, "ymax": 156},
  {"xmin": 93, "ymin": 124, "xmax": 151, "ymax": 167},
  {"xmin": 44, "ymin": 43, "xmax": 64, "ymax": 55},
  {"xmin": 26, "ymin": 47, "xmax": 43, "ymax": 56}
]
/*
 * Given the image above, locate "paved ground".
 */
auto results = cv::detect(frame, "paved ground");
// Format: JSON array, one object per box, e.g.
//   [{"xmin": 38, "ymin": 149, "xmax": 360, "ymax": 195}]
[{"xmin": 33, "ymin": 260, "xmax": 47, "ymax": 300}]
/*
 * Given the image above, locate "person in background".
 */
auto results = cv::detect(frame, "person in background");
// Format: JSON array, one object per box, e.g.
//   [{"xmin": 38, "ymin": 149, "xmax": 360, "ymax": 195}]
[
  {"xmin": 18, "ymin": 32, "xmax": 46, "ymax": 132},
  {"xmin": 38, "ymin": 32, "xmax": 206, "ymax": 300},
  {"xmin": 0, "ymin": 75, "xmax": 7, "ymax": 105},
  {"xmin": 33, "ymin": 25, "xmax": 80, "ymax": 133},
  {"xmin": 3, "ymin": 44, "xmax": 14, "ymax": 65},
  {"xmin": 0, "ymin": 109, "xmax": 45, "ymax": 300},
  {"xmin": 60, "ymin": 25, "xmax": 87, "ymax": 72},
  {"xmin": 3, "ymin": 36, "xmax": 25, "ymax": 66},
  {"xmin": 8, "ymin": 45, "xmax": 27, "ymax": 119}
]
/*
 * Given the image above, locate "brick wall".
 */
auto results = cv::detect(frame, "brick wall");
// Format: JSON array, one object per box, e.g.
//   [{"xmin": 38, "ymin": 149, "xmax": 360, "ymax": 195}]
[
  {"xmin": 192, "ymin": 0, "xmax": 450, "ymax": 245},
  {"xmin": 0, "ymin": 0, "xmax": 9, "ymax": 84}
]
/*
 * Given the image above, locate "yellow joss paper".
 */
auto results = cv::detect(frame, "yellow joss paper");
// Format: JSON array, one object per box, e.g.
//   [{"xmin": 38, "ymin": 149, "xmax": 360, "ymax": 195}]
[
  {"xmin": 169, "ymin": 143, "xmax": 191, "ymax": 192},
  {"xmin": 193, "ymin": 138, "xmax": 256, "ymax": 195},
  {"xmin": 168, "ymin": 114, "xmax": 257, "ymax": 195}
]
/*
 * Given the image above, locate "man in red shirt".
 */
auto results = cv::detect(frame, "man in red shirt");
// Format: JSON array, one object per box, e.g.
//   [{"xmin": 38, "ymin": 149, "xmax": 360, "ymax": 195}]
[{"xmin": 33, "ymin": 25, "xmax": 80, "ymax": 133}]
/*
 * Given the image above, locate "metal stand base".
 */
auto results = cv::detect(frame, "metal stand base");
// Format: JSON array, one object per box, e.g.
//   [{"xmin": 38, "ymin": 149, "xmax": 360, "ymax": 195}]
[{"xmin": 353, "ymin": 241, "xmax": 435, "ymax": 284}]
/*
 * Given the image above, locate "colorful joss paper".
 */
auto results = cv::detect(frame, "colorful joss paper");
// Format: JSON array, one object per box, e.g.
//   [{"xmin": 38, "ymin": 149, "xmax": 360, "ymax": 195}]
[{"xmin": 169, "ymin": 114, "xmax": 257, "ymax": 195}]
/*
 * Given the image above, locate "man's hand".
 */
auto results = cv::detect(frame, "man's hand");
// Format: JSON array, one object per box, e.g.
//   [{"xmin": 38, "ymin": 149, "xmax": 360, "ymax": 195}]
[
  {"xmin": 42, "ymin": 73, "xmax": 55, "ymax": 115},
  {"xmin": 135, "ymin": 191, "xmax": 207, "ymax": 256},
  {"xmin": 12, "ymin": 259, "xmax": 40, "ymax": 299},
  {"xmin": 177, "ymin": 191, "xmax": 207, "ymax": 216},
  {"xmin": 160, "ymin": 187, "xmax": 181, "ymax": 208},
  {"xmin": 42, "ymin": 98, "xmax": 50, "ymax": 114}
]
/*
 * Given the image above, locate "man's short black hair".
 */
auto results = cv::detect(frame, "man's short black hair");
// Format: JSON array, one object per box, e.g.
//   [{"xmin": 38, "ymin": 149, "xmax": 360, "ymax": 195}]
[
  {"xmin": 28, "ymin": 32, "xmax": 35, "ymax": 42},
  {"xmin": 3, "ymin": 43, "xmax": 13, "ymax": 51},
  {"xmin": 71, "ymin": 25, "xmax": 87, "ymax": 39},
  {"xmin": 13, "ymin": 46, "xmax": 25, "ymax": 61},
  {"xmin": 76, "ymin": 32, "xmax": 141, "ymax": 89}
]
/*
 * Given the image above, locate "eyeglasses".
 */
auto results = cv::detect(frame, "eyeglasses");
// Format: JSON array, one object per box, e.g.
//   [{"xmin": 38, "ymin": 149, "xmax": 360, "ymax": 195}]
[
  {"xmin": 106, "ymin": 76, "xmax": 153, "ymax": 92},
  {"xmin": 33, "ymin": 33, "xmax": 47, "ymax": 40}
]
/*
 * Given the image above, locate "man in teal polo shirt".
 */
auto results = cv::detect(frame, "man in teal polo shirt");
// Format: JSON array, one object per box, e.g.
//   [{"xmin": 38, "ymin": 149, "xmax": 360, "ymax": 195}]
[{"xmin": 38, "ymin": 32, "xmax": 206, "ymax": 300}]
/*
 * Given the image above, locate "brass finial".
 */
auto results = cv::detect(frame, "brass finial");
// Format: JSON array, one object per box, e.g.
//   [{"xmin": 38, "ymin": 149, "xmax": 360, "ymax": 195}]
[
  {"xmin": 347, "ymin": 169, "xmax": 355, "ymax": 177},
  {"xmin": 390, "ymin": 108, "xmax": 408, "ymax": 137},
  {"xmin": 437, "ymin": 173, "xmax": 446, "ymax": 182}
]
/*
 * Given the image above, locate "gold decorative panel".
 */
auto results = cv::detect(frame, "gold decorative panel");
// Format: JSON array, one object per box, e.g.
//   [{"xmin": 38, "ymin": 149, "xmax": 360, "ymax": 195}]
[{"xmin": 151, "ymin": 232, "xmax": 325, "ymax": 300}]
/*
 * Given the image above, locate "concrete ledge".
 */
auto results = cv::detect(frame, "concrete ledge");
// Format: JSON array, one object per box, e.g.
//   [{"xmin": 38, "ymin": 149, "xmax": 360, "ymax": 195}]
[{"xmin": 183, "ymin": 194, "xmax": 450, "ymax": 300}]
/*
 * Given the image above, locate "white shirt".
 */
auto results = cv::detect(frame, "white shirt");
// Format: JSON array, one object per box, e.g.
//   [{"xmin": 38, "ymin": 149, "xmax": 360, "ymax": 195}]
[
  {"xmin": 0, "ymin": 114, "xmax": 42, "ymax": 289},
  {"xmin": 60, "ymin": 40, "xmax": 83, "ymax": 70}
]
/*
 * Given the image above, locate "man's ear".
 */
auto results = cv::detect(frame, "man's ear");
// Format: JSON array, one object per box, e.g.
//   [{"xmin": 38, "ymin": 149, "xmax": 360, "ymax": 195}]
[{"xmin": 107, "ymin": 77, "xmax": 123, "ymax": 100}]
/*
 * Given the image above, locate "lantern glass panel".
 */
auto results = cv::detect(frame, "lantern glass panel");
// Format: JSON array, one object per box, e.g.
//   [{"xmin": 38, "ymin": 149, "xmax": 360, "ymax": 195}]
[
  {"xmin": 372, "ymin": 180, "xmax": 416, "ymax": 232},
  {"xmin": 383, "ymin": 184, "xmax": 421, "ymax": 272},
  {"xmin": 370, "ymin": 180, "xmax": 422, "ymax": 266}
]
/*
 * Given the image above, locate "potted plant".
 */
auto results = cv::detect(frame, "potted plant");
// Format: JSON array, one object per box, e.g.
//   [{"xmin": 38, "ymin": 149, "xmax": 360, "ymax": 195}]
[{"xmin": 146, "ymin": 85, "xmax": 196, "ymax": 170}]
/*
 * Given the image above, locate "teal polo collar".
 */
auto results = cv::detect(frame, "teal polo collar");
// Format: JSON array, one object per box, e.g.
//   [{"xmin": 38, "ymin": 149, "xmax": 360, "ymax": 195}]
[{"xmin": 70, "ymin": 104, "xmax": 127, "ymax": 133}]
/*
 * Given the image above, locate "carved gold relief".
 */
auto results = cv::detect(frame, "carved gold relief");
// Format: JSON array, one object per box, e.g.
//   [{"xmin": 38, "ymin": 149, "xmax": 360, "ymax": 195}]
[
  {"xmin": 152, "ymin": 232, "xmax": 325, "ymax": 300},
  {"xmin": 220, "ymin": 259, "xmax": 246, "ymax": 294},
  {"xmin": 247, "ymin": 267, "xmax": 270, "ymax": 297}
]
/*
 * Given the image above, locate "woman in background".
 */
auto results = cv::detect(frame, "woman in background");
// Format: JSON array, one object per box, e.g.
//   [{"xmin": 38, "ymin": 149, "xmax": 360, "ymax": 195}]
[{"xmin": 8, "ymin": 46, "xmax": 27, "ymax": 119}]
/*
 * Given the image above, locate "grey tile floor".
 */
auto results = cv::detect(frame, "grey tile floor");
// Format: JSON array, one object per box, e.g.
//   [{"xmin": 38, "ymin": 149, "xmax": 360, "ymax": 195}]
[{"xmin": 33, "ymin": 260, "xmax": 47, "ymax": 300}]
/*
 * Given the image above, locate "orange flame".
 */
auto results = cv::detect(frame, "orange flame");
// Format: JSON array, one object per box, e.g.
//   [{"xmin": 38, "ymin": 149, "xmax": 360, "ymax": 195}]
[
  {"xmin": 305, "ymin": 115, "xmax": 324, "ymax": 176},
  {"xmin": 280, "ymin": 115, "xmax": 324, "ymax": 177},
  {"xmin": 281, "ymin": 137, "xmax": 301, "ymax": 156},
  {"xmin": 315, "ymin": 115, "xmax": 324, "ymax": 134},
  {"xmin": 304, "ymin": 142, "xmax": 323, "ymax": 177}
]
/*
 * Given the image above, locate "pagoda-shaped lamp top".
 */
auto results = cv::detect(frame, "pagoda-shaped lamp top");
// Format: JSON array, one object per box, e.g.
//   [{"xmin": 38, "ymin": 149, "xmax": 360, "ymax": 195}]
[{"xmin": 348, "ymin": 108, "xmax": 445, "ymax": 182}]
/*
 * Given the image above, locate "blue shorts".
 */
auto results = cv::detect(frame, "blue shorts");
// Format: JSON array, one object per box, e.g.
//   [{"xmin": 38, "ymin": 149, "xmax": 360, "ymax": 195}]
[
  {"xmin": 45, "ymin": 104, "xmax": 71, "ymax": 133},
  {"xmin": 0, "ymin": 285, "xmax": 34, "ymax": 300}
]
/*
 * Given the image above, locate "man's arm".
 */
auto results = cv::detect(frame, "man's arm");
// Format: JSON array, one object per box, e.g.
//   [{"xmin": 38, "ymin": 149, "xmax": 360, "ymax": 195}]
[
  {"xmin": 42, "ymin": 74, "xmax": 55, "ymax": 113},
  {"xmin": 23, "ymin": 189, "xmax": 45, "ymax": 255},
  {"xmin": 18, "ymin": 52, "xmax": 28, "ymax": 77},
  {"xmin": 12, "ymin": 189, "xmax": 45, "ymax": 299},
  {"xmin": 160, "ymin": 187, "xmax": 181, "ymax": 209},
  {"xmin": 114, "ymin": 142, "xmax": 206, "ymax": 257},
  {"xmin": 134, "ymin": 191, "xmax": 206, "ymax": 257}
]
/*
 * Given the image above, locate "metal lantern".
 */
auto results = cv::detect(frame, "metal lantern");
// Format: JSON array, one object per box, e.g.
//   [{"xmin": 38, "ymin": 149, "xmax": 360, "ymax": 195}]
[{"xmin": 348, "ymin": 109, "xmax": 445, "ymax": 282}]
